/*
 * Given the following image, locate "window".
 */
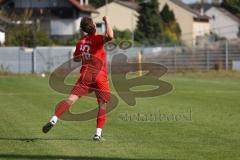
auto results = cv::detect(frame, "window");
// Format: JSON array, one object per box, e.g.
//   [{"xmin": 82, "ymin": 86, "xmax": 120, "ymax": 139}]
[
  {"xmin": 96, "ymin": 23, "xmax": 105, "ymax": 33},
  {"xmin": 51, "ymin": 8, "xmax": 74, "ymax": 18},
  {"xmin": 212, "ymin": 15, "xmax": 215, "ymax": 20}
]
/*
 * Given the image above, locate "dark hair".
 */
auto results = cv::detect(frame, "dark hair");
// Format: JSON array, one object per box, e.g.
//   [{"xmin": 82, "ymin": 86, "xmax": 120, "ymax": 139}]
[{"xmin": 80, "ymin": 17, "xmax": 96, "ymax": 34}]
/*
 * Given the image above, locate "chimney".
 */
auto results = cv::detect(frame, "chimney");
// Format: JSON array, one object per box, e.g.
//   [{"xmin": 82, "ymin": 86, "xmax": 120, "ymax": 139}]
[
  {"xmin": 80, "ymin": 0, "xmax": 83, "ymax": 5},
  {"xmin": 200, "ymin": 7, "xmax": 204, "ymax": 16},
  {"xmin": 200, "ymin": 0, "xmax": 204, "ymax": 16}
]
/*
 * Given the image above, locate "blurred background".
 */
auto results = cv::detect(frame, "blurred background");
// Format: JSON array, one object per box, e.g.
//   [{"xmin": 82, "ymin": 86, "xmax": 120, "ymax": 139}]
[
  {"xmin": 0, "ymin": 1, "xmax": 240, "ymax": 160},
  {"xmin": 0, "ymin": 0, "xmax": 239, "ymax": 74}
]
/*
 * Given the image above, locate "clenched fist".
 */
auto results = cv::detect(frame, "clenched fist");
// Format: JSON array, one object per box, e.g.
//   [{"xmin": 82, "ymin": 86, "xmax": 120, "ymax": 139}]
[{"xmin": 102, "ymin": 16, "xmax": 109, "ymax": 23}]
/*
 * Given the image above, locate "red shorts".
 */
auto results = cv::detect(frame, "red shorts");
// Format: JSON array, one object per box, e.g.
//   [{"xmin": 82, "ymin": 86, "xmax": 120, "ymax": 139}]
[{"xmin": 71, "ymin": 70, "xmax": 111, "ymax": 104}]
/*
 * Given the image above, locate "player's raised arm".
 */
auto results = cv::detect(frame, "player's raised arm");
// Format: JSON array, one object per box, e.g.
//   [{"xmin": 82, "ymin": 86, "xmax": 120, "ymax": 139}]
[{"xmin": 103, "ymin": 16, "xmax": 114, "ymax": 42}]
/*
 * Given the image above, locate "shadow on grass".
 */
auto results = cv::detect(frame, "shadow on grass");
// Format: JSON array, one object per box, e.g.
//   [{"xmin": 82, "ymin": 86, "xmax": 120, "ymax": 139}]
[
  {"xmin": 0, "ymin": 154, "xmax": 176, "ymax": 160},
  {"xmin": 0, "ymin": 137, "xmax": 90, "ymax": 142},
  {"xmin": 0, "ymin": 138, "xmax": 178, "ymax": 160}
]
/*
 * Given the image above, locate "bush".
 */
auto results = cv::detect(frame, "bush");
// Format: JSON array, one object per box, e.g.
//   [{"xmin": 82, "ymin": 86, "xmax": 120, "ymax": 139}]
[
  {"xmin": 113, "ymin": 28, "xmax": 132, "ymax": 43},
  {"xmin": 6, "ymin": 24, "xmax": 52, "ymax": 47},
  {"xmin": 5, "ymin": 9, "xmax": 52, "ymax": 47},
  {"xmin": 34, "ymin": 31, "xmax": 52, "ymax": 46},
  {"xmin": 0, "ymin": 64, "xmax": 10, "ymax": 75}
]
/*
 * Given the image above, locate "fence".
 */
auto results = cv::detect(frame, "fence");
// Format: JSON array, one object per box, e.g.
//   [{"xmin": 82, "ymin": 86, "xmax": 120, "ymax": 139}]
[
  {"xmin": 0, "ymin": 41, "xmax": 240, "ymax": 74},
  {"xmin": 0, "ymin": 47, "xmax": 73, "ymax": 73},
  {"xmin": 138, "ymin": 44, "xmax": 240, "ymax": 71}
]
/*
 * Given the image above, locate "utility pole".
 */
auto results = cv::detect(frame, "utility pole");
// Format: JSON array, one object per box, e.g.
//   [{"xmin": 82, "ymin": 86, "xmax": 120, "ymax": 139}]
[
  {"xmin": 225, "ymin": 40, "xmax": 229, "ymax": 70},
  {"xmin": 105, "ymin": 0, "xmax": 108, "ymax": 16}
]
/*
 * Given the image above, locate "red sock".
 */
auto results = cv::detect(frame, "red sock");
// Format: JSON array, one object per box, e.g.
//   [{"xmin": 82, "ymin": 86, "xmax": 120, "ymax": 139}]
[
  {"xmin": 97, "ymin": 108, "xmax": 106, "ymax": 128},
  {"xmin": 55, "ymin": 100, "xmax": 71, "ymax": 118}
]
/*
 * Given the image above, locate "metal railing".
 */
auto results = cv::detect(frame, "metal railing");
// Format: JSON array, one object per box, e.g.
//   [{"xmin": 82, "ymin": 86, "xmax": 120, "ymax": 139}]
[{"xmin": 0, "ymin": 41, "xmax": 240, "ymax": 74}]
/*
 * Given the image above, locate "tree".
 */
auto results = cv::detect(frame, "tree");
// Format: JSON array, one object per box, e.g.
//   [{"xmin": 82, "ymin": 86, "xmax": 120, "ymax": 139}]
[
  {"xmin": 160, "ymin": 4, "xmax": 181, "ymax": 43},
  {"xmin": 135, "ymin": 0, "xmax": 162, "ymax": 45},
  {"xmin": 222, "ymin": 0, "xmax": 240, "ymax": 17},
  {"xmin": 160, "ymin": 4, "xmax": 175, "ymax": 23},
  {"xmin": 5, "ymin": 9, "xmax": 52, "ymax": 47}
]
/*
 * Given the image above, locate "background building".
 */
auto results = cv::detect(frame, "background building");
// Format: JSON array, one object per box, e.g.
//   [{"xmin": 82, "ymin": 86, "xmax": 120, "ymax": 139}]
[
  {"xmin": 91, "ymin": 0, "xmax": 139, "ymax": 33},
  {"xmin": 205, "ymin": 6, "xmax": 240, "ymax": 39},
  {"xmin": 0, "ymin": 0, "xmax": 98, "ymax": 38},
  {"xmin": 159, "ymin": 0, "xmax": 210, "ymax": 46}
]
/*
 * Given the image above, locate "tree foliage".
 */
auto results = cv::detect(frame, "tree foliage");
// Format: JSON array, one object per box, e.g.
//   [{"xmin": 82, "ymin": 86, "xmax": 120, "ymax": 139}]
[
  {"xmin": 160, "ymin": 4, "xmax": 175, "ymax": 23},
  {"xmin": 113, "ymin": 28, "xmax": 132, "ymax": 43},
  {"xmin": 135, "ymin": 1, "xmax": 181, "ymax": 46},
  {"xmin": 160, "ymin": 4, "xmax": 181, "ymax": 43},
  {"xmin": 5, "ymin": 10, "xmax": 52, "ymax": 47},
  {"xmin": 135, "ymin": 0, "xmax": 162, "ymax": 46},
  {"xmin": 89, "ymin": 0, "xmax": 113, "ymax": 8},
  {"xmin": 222, "ymin": 0, "xmax": 240, "ymax": 17}
]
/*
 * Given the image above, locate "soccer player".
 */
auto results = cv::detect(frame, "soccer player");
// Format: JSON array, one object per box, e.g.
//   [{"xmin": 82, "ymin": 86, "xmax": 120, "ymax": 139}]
[{"xmin": 42, "ymin": 16, "xmax": 114, "ymax": 141}]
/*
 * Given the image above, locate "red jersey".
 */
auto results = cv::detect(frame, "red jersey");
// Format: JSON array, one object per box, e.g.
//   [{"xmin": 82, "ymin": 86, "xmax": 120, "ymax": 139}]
[{"xmin": 74, "ymin": 34, "xmax": 107, "ymax": 75}]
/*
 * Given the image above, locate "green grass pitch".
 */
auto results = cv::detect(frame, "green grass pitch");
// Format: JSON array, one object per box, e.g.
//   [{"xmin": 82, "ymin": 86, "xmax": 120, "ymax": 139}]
[{"xmin": 0, "ymin": 73, "xmax": 240, "ymax": 160}]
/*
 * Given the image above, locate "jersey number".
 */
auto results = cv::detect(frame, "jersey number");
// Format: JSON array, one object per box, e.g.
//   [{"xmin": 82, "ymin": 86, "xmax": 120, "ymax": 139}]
[{"xmin": 80, "ymin": 44, "xmax": 90, "ymax": 53}]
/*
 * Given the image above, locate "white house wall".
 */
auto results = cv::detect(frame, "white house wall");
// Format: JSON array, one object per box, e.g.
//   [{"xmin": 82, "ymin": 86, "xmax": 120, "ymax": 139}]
[
  {"xmin": 206, "ymin": 7, "xmax": 240, "ymax": 39},
  {"xmin": 74, "ymin": 17, "xmax": 82, "ymax": 34},
  {"xmin": 193, "ymin": 21, "xmax": 210, "ymax": 44},
  {"xmin": 51, "ymin": 19, "xmax": 75, "ymax": 36}
]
